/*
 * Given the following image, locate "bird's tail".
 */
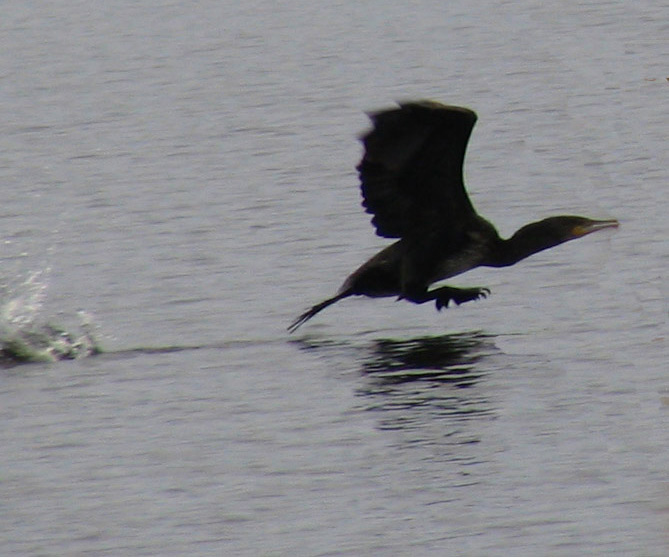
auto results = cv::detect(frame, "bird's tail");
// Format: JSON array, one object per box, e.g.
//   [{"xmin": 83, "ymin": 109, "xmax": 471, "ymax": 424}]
[{"xmin": 287, "ymin": 291, "xmax": 350, "ymax": 333}]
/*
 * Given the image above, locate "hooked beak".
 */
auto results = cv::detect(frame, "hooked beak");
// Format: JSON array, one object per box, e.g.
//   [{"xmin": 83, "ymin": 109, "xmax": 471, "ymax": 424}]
[{"xmin": 573, "ymin": 218, "xmax": 619, "ymax": 237}]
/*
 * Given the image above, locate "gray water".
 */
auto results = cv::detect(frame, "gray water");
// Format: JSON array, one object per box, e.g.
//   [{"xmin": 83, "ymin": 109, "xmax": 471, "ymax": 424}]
[{"xmin": 1, "ymin": 0, "xmax": 667, "ymax": 554}]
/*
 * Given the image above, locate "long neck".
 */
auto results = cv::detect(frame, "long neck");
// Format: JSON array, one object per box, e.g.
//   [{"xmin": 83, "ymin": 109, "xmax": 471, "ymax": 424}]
[{"xmin": 486, "ymin": 219, "xmax": 571, "ymax": 267}]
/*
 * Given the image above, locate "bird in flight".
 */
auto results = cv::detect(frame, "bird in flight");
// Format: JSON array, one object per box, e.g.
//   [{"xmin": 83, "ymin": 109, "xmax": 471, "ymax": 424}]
[{"xmin": 288, "ymin": 100, "xmax": 618, "ymax": 332}]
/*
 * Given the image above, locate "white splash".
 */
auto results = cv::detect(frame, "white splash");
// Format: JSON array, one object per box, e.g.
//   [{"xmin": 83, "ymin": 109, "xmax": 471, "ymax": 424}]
[
  {"xmin": 1, "ymin": 269, "xmax": 50, "ymax": 331},
  {"xmin": 1, "ymin": 269, "xmax": 100, "ymax": 364}
]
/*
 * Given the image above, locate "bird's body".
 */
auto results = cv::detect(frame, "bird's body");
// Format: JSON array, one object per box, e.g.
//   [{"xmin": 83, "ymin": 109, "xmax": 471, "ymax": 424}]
[
  {"xmin": 339, "ymin": 213, "xmax": 496, "ymax": 297},
  {"xmin": 288, "ymin": 101, "xmax": 618, "ymax": 332}
]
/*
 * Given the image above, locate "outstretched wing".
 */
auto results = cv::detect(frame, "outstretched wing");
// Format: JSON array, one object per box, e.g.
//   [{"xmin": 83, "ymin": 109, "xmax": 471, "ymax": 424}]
[{"xmin": 357, "ymin": 101, "xmax": 478, "ymax": 240}]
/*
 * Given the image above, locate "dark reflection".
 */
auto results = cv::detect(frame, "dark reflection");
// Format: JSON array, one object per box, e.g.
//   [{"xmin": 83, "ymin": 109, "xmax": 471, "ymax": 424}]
[
  {"xmin": 361, "ymin": 331, "xmax": 490, "ymax": 386},
  {"xmin": 292, "ymin": 330, "xmax": 497, "ymax": 425},
  {"xmin": 292, "ymin": 331, "xmax": 499, "ymax": 464},
  {"xmin": 357, "ymin": 331, "xmax": 497, "ymax": 431}
]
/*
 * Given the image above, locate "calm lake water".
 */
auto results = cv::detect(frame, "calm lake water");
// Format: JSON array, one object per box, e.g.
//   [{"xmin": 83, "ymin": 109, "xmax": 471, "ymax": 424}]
[{"xmin": 1, "ymin": 0, "xmax": 667, "ymax": 555}]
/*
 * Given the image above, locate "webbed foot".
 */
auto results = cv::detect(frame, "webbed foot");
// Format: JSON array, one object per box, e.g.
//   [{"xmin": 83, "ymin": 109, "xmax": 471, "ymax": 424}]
[{"xmin": 434, "ymin": 286, "xmax": 490, "ymax": 311}]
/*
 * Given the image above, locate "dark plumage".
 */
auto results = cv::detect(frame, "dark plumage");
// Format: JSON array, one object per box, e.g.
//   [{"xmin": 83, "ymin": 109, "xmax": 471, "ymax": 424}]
[{"xmin": 288, "ymin": 101, "xmax": 618, "ymax": 332}]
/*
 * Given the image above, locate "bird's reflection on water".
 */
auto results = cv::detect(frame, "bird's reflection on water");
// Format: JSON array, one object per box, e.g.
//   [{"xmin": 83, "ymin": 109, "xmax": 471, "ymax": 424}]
[
  {"xmin": 295, "ymin": 330, "xmax": 498, "ymax": 439},
  {"xmin": 357, "ymin": 332, "xmax": 497, "ymax": 437},
  {"xmin": 361, "ymin": 331, "xmax": 490, "ymax": 387}
]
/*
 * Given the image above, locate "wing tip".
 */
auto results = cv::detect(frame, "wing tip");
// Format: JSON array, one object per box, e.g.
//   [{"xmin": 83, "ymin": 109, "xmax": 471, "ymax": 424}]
[
  {"xmin": 397, "ymin": 100, "xmax": 477, "ymax": 121},
  {"xmin": 360, "ymin": 100, "xmax": 477, "ymax": 138}
]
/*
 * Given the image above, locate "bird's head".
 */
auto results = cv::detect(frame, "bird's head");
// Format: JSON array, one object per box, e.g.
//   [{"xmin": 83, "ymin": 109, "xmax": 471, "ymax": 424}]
[
  {"xmin": 493, "ymin": 215, "xmax": 619, "ymax": 266},
  {"xmin": 538, "ymin": 216, "xmax": 619, "ymax": 242}
]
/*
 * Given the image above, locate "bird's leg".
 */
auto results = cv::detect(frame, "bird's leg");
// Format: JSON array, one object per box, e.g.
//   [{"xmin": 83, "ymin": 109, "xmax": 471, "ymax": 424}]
[
  {"xmin": 401, "ymin": 285, "xmax": 489, "ymax": 310},
  {"xmin": 430, "ymin": 285, "xmax": 490, "ymax": 310},
  {"xmin": 399, "ymin": 285, "xmax": 489, "ymax": 311}
]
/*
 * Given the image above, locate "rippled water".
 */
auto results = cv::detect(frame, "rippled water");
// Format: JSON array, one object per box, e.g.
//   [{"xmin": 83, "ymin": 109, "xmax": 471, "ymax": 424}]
[{"xmin": 1, "ymin": 1, "xmax": 667, "ymax": 555}]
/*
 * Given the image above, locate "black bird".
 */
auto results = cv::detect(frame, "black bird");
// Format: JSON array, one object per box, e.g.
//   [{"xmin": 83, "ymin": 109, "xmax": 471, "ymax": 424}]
[{"xmin": 288, "ymin": 100, "xmax": 618, "ymax": 333}]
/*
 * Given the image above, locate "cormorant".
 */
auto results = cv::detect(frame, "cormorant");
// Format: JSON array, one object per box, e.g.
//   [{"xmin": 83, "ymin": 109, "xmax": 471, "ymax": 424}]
[{"xmin": 288, "ymin": 100, "xmax": 618, "ymax": 332}]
